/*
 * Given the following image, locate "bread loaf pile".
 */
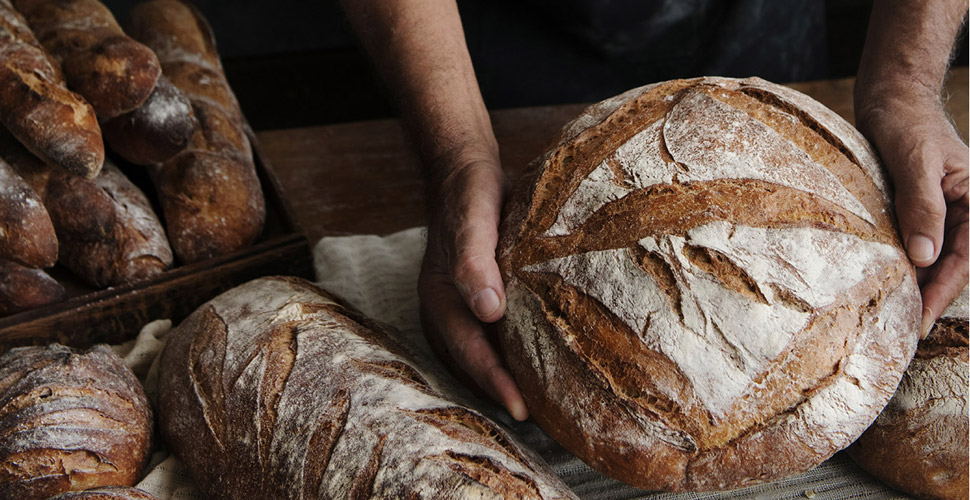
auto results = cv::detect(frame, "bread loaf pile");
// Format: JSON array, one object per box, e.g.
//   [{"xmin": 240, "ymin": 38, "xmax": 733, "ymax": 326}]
[
  {"xmin": 497, "ymin": 77, "xmax": 922, "ymax": 491},
  {"xmin": 0, "ymin": 0, "xmax": 264, "ymax": 318},
  {"xmin": 159, "ymin": 276, "xmax": 578, "ymax": 500},
  {"xmin": 848, "ymin": 290, "xmax": 969, "ymax": 500},
  {"xmin": 0, "ymin": 344, "xmax": 153, "ymax": 500}
]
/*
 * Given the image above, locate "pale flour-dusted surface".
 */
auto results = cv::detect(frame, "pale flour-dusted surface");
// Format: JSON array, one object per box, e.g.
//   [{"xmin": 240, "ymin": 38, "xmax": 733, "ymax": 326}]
[
  {"xmin": 498, "ymin": 76, "xmax": 920, "ymax": 490},
  {"xmin": 116, "ymin": 228, "xmax": 912, "ymax": 499}
]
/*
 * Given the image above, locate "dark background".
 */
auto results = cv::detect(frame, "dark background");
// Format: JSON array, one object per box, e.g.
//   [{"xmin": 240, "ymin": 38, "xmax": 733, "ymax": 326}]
[{"xmin": 102, "ymin": 0, "xmax": 968, "ymax": 132}]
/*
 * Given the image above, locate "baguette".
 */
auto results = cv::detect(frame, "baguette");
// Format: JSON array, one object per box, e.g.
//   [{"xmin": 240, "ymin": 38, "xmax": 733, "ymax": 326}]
[
  {"xmin": 102, "ymin": 74, "xmax": 197, "ymax": 165},
  {"xmin": 0, "ymin": 0, "xmax": 103, "ymax": 178},
  {"xmin": 0, "ymin": 258, "xmax": 64, "ymax": 316},
  {"xmin": 13, "ymin": 0, "xmax": 161, "ymax": 119},
  {"xmin": 127, "ymin": 0, "xmax": 264, "ymax": 263},
  {"xmin": 0, "ymin": 130, "xmax": 172, "ymax": 288},
  {"xmin": 497, "ymin": 77, "xmax": 921, "ymax": 491},
  {"xmin": 0, "ymin": 156, "xmax": 56, "ymax": 267},
  {"xmin": 159, "ymin": 276, "xmax": 577, "ymax": 500},
  {"xmin": 0, "ymin": 344, "xmax": 153, "ymax": 500}
]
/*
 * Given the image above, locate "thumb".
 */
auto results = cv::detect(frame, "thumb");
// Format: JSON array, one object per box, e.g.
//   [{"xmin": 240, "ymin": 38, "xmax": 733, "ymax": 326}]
[
  {"xmin": 889, "ymin": 149, "xmax": 947, "ymax": 267},
  {"xmin": 439, "ymin": 163, "xmax": 508, "ymax": 323}
]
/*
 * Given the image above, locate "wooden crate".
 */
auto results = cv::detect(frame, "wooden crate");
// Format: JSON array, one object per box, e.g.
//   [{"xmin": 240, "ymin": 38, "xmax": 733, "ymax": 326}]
[{"xmin": 0, "ymin": 134, "xmax": 315, "ymax": 350}]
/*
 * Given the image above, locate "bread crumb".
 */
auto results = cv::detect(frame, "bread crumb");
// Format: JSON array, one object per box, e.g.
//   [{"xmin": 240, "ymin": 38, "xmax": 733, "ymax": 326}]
[{"xmin": 803, "ymin": 489, "xmax": 816, "ymax": 498}]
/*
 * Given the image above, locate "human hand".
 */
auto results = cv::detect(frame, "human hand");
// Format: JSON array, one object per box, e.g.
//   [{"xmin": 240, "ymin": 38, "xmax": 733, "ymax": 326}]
[
  {"xmin": 857, "ymin": 94, "xmax": 969, "ymax": 338},
  {"xmin": 418, "ymin": 156, "xmax": 530, "ymax": 421}
]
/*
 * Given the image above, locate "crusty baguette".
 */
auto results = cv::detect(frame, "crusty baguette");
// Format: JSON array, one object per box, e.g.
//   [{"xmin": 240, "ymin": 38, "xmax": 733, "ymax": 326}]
[
  {"xmin": 0, "ymin": 0, "xmax": 103, "ymax": 178},
  {"xmin": 102, "ymin": 74, "xmax": 197, "ymax": 165},
  {"xmin": 126, "ymin": 0, "xmax": 264, "ymax": 263},
  {"xmin": 497, "ymin": 77, "xmax": 921, "ymax": 491},
  {"xmin": 0, "ymin": 258, "xmax": 64, "ymax": 316},
  {"xmin": 159, "ymin": 276, "xmax": 577, "ymax": 500},
  {"xmin": 848, "ymin": 295, "xmax": 969, "ymax": 500},
  {"xmin": 13, "ymin": 0, "xmax": 161, "ymax": 119},
  {"xmin": 46, "ymin": 486, "xmax": 161, "ymax": 500},
  {"xmin": 0, "ymin": 156, "xmax": 56, "ymax": 267},
  {"xmin": 0, "ymin": 344, "xmax": 153, "ymax": 500},
  {"xmin": 0, "ymin": 130, "xmax": 173, "ymax": 288}
]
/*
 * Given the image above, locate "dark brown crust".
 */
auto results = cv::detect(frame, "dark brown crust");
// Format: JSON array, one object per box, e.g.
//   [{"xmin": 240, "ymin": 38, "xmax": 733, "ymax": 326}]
[
  {"xmin": 13, "ymin": 0, "xmax": 161, "ymax": 119},
  {"xmin": 0, "ymin": 130, "xmax": 172, "ymax": 288},
  {"xmin": 0, "ymin": 259, "xmax": 64, "ymax": 316},
  {"xmin": 0, "ymin": 344, "xmax": 153, "ymax": 500},
  {"xmin": 0, "ymin": 157, "xmax": 57, "ymax": 268},
  {"xmin": 102, "ymin": 74, "xmax": 197, "ymax": 165},
  {"xmin": 497, "ymin": 77, "xmax": 920, "ymax": 491},
  {"xmin": 0, "ymin": 1, "xmax": 103, "ymax": 178},
  {"xmin": 127, "ymin": 0, "xmax": 264, "ymax": 264}
]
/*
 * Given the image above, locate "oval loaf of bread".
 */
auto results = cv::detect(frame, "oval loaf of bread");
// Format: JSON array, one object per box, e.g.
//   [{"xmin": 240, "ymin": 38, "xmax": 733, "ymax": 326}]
[
  {"xmin": 46, "ymin": 486, "xmax": 161, "ymax": 500},
  {"xmin": 0, "ymin": 157, "xmax": 56, "ymax": 268},
  {"xmin": 0, "ymin": 344, "xmax": 153, "ymax": 500},
  {"xmin": 497, "ymin": 77, "xmax": 921, "ymax": 491},
  {"xmin": 848, "ymin": 288, "xmax": 969, "ymax": 500},
  {"xmin": 0, "ymin": 258, "xmax": 64, "ymax": 316},
  {"xmin": 159, "ymin": 276, "xmax": 577, "ymax": 500}
]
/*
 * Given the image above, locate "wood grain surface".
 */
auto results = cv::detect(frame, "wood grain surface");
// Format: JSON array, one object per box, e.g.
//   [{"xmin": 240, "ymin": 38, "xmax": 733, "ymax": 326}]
[{"xmin": 257, "ymin": 69, "xmax": 969, "ymax": 243}]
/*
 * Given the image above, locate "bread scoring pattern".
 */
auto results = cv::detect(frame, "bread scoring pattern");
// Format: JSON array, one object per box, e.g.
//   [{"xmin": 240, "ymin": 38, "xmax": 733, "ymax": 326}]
[
  {"xmin": 498, "ymin": 77, "xmax": 921, "ymax": 491},
  {"xmin": 159, "ymin": 276, "xmax": 576, "ymax": 500}
]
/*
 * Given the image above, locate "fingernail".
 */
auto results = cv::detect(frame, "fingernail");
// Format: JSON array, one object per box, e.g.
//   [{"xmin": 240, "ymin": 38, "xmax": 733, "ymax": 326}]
[
  {"xmin": 507, "ymin": 399, "xmax": 529, "ymax": 422},
  {"xmin": 907, "ymin": 235, "xmax": 935, "ymax": 263},
  {"xmin": 472, "ymin": 288, "xmax": 501, "ymax": 319},
  {"xmin": 920, "ymin": 307, "xmax": 935, "ymax": 339}
]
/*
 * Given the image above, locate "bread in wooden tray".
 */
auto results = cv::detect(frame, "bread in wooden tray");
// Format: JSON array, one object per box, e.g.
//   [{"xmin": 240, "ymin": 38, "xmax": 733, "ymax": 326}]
[
  {"xmin": 13, "ymin": 0, "xmax": 161, "ymax": 119},
  {"xmin": 0, "ymin": 259, "xmax": 64, "ymax": 315},
  {"xmin": 126, "ymin": 0, "xmax": 265, "ymax": 264},
  {"xmin": 159, "ymin": 275, "xmax": 577, "ymax": 500},
  {"xmin": 0, "ymin": 0, "xmax": 103, "ymax": 178},
  {"xmin": 848, "ymin": 290, "xmax": 969, "ymax": 500},
  {"xmin": 0, "ymin": 130, "xmax": 173, "ymax": 288},
  {"xmin": 497, "ymin": 76, "xmax": 921, "ymax": 491},
  {"xmin": 0, "ymin": 344, "xmax": 153, "ymax": 500},
  {"xmin": 0, "ymin": 156, "xmax": 56, "ymax": 268}
]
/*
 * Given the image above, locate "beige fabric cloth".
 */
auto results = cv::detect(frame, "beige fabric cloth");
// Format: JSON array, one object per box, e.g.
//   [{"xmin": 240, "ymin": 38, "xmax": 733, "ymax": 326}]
[{"xmin": 117, "ymin": 226, "xmax": 945, "ymax": 499}]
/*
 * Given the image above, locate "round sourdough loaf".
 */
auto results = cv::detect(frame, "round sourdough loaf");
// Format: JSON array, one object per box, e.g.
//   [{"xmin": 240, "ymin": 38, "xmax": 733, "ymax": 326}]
[
  {"xmin": 848, "ymin": 289, "xmax": 968, "ymax": 500},
  {"xmin": 497, "ymin": 76, "xmax": 922, "ymax": 491},
  {"xmin": 0, "ymin": 344, "xmax": 153, "ymax": 500}
]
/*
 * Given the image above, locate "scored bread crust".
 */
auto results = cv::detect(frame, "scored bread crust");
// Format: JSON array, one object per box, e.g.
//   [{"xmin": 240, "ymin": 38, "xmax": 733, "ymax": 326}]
[
  {"xmin": 159, "ymin": 276, "xmax": 577, "ymax": 500},
  {"xmin": 0, "ymin": 344, "xmax": 153, "ymax": 500},
  {"xmin": 497, "ymin": 77, "xmax": 921, "ymax": 491},
  {"xmin": 848, "ymin": 291, "xmax": 969, "ymax": 500},
  {"xmin": 45, "ymin": 486, "xmax": 161, "ymax": 500}
]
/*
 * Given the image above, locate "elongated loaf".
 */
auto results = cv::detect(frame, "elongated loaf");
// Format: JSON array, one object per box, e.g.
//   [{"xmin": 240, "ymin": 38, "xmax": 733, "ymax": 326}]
[
  {"xmin": 0, "ymin": 344, "xmax": 153, "ymax": 500},
  {"xmin": 0, "ymin": 131, "xmax": 173, "ymax": 288},
  {"xmin": 0, "ymin": 0, "xmax": 102, "ymax": 178},
  {"xmin": 13, "ymin": 0, "xmax": 161, "ymax": 119},
  {"xmin": 848, "ymin": 289, "xmax": 969, "ymax": 500},
  {"xmin": 0, "ymin": 259, "xmax": 64, "ymax": 316},
  {"xmin": 497, "ymin": 77, "xmax": 921, "ymax": 491},
  {"xmin": 159, "ymin": 276, "xmax": 577, "ymax": 500},
  {"xmin": 102, "ymin": 74, "xmax": 197, "ymax": 165},
  {"xmin": 0, "ymin": 156, "xmax": 56, "ymax": 268},
  {"xmin": 126, "ymin": 0, "xmax": 264, "ymax": 263},
  {"xmin": 46, "ymin": 486, "xmax": 161, "ymax": 500}
]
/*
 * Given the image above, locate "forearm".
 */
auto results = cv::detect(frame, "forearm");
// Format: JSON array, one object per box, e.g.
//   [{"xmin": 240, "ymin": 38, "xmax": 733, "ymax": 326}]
[
  {"xmin": 855, "ymin": 0, "xmax": 968, "ymax": 125},
  {"xmin": 338, "ymin": 0, "xmax": 498, "ymax": 179}
]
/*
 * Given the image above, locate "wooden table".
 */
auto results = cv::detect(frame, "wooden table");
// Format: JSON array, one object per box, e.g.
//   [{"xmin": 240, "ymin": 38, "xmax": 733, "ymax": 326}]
[{"xmin": 258, "ymin": 69, "xmax": 969, "ymax": 243}]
